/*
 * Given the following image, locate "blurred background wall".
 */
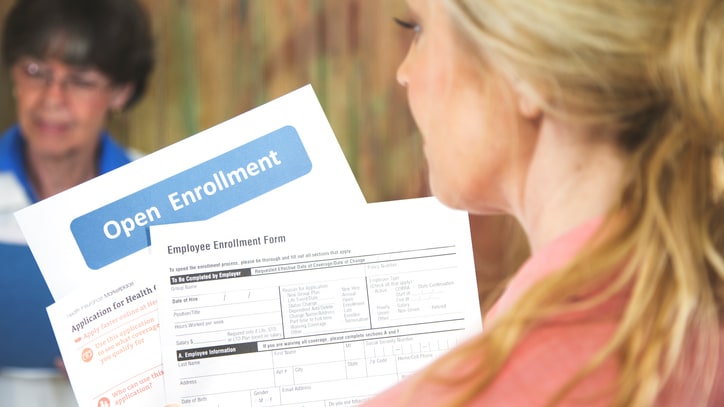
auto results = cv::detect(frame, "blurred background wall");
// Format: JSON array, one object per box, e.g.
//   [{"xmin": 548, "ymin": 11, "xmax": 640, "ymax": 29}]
[
  {"xmin": 0, "ymin": 0, "xmax": 527, "ymax": 312},
  {"xmin": 1, "ymin": 0, "xmax": 424, "ymax": 202}
]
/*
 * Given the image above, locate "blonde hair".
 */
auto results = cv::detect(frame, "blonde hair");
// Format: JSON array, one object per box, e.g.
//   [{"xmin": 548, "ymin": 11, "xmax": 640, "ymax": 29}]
[{"xmin": 425, "ymin": 0, "xmax": 724, "ymax": 405}]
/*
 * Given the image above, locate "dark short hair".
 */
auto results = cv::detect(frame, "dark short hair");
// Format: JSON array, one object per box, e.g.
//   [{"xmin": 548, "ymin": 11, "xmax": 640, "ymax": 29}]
[{"xmin": 2, "ymin": 0, "xmax": 155, "ymax": 109}]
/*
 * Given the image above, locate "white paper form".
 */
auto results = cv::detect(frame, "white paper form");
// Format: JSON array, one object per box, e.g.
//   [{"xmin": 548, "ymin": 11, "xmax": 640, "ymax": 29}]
[
  {"xmin": 15, "ymin": 84, "xmax": 366, "ymax": 300},
  {"xmin": 47, "ymin": 270, "xmax": 163, "ymax": 407},
  {"xmin": 152, "ymin": 197, "xmax": 482, "ymax": 407},
  {"xmin": 15, "ymin": 85, "xmax": 366, "ymax": 406}
]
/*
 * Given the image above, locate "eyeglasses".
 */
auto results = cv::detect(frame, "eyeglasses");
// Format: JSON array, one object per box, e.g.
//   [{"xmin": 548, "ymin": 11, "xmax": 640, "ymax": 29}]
[{"xmin": 13, "ymin": 58, "xmax": 113, "ymax": 101}]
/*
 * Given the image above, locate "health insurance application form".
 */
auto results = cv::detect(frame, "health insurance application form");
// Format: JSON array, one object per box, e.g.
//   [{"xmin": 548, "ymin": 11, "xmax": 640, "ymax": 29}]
[{"xmin": 152, "ymin": 197, "xmax": 483, "ymax": 407}]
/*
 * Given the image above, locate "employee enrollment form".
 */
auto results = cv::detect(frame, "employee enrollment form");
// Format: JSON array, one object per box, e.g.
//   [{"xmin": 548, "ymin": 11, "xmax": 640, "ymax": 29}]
[{"xmin": 152, "ymin": 197, "xmax": 482, "ymax": 406}]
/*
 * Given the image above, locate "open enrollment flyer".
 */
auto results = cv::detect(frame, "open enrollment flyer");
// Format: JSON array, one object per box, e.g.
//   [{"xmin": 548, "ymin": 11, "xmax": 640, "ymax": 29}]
[
  {"xmin": 15, "ymin": 85, "xmax": 367, "ymax": 406},
  {"xmin": 151, "ymin": 197, "xmax": 482, "ymax": 407}
]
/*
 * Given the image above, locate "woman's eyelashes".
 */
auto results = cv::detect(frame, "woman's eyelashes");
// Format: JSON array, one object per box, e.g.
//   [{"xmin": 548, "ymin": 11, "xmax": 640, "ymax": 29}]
[{"xmin": 394, "ymin": 17, "xmax": 421, "ymax": 34}]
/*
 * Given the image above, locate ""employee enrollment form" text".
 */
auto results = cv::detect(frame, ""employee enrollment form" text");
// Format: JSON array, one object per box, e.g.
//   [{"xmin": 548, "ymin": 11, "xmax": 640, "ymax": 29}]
[{"xmin": 152, "ymin": 197, "xmax": 483, "ymax": 407}]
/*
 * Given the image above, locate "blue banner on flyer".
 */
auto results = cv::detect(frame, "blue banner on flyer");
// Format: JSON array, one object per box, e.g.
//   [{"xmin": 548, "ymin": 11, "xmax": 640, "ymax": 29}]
[{"xmin": 71, "ymin": 126, "xmax": 311, "ymax": 269}]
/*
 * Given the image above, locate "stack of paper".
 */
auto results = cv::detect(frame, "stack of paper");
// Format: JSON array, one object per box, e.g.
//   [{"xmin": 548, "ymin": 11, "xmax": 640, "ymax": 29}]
[{"xmin": 15, "ymin": 85, "xmax": 482, "ymax": 407}]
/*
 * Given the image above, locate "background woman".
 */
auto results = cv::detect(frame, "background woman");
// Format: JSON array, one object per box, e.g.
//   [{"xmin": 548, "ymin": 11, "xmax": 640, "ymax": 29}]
[{"xmin": 0, "ymin": 0, "xmax": 153, "ymax": 405}]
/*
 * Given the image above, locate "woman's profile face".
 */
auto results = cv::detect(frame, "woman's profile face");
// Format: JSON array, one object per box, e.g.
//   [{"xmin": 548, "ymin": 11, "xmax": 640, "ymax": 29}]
[
  {"xmin": 11, "ymin": 57, "xmax": 131, "ymax": 161},
  {"xmin": 396, "ymin": 0, "xmax": 532, "ymax": 214}
]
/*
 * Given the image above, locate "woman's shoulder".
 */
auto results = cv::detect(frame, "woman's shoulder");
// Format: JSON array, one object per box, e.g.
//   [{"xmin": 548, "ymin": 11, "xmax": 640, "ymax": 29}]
[{"xmin": 362, "ymin": 317, "xmax": 618, "ymax": 407}]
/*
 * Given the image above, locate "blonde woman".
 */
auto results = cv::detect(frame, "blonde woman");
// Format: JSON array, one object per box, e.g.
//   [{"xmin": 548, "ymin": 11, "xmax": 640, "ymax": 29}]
[{"xmin": 363, "ymin": 0, "xmax": 724, "ymax": 406}]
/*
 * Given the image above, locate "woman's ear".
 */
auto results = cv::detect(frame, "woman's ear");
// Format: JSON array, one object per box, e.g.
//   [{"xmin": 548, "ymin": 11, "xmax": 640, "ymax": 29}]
[
  {"xmin": 513, "ymin": 81, "xmax": 542, "ymax": 120},
  {"xmin": 109, "ymin": 84, "xmax": 135, "ymax": 112}
]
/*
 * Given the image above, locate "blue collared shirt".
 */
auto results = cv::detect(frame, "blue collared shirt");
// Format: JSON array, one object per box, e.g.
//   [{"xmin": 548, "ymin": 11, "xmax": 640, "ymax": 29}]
[{"xmin": 0, "ymin": 124, "xmax": 133, "ymax": 369}]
